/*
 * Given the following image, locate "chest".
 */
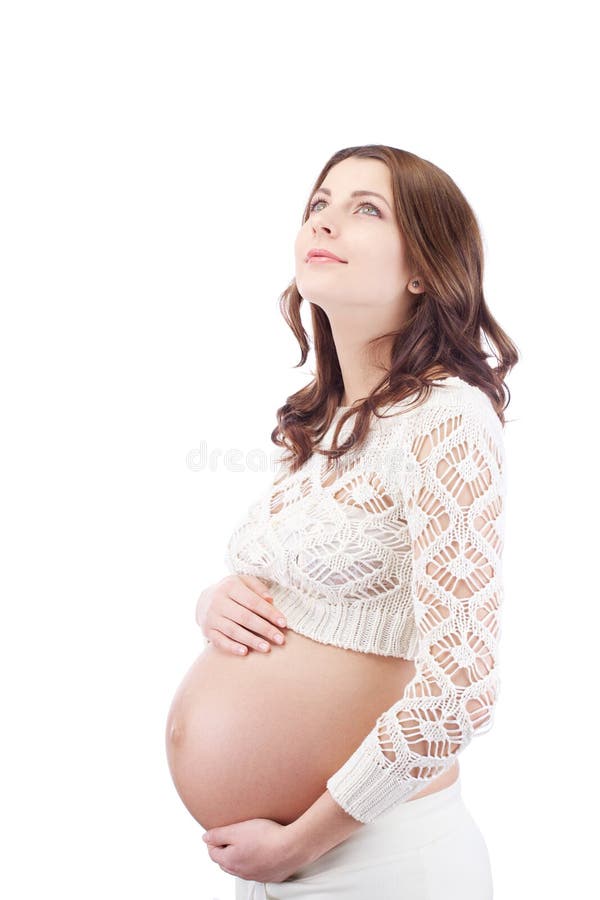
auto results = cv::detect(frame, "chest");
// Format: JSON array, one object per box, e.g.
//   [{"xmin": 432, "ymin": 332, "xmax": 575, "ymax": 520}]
[{"xmin": 227, "ymin": 438, "xmax": 414, "ymax": 598}]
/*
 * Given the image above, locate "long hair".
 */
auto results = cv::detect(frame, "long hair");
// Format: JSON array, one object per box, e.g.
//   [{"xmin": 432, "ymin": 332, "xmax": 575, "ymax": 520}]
[{"xmin": 271, "ymin": 145, "xmax": 520, "ymax": 475}]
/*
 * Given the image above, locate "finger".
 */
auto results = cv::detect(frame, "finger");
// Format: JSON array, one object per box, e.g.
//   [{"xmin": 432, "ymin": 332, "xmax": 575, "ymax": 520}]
[
  {"xmin": 239, "ymin": 574, "xmax": 276, "ymax": 600},
  {"xmin": 212, "ymin": 611, "xmax": 286, "ymax": 653},
  {"xmin": 206, "ymin": 628, "xmax": 250, "ymax": 656},
  {"xmin": 205, "ymin": 826, "xmax": 230, "ymax": 846},
  {"xmin": 230, "ymin": 577, "xmax": 288, "ymax": 629},
  {"xmin": 207, "ymin": 846, "xmax": 230, "ymax": 870},
  {"xmin": 195, "ymin": 587, "xmax": 211, "ymax": 627},
  {"xmin": 220, "ymin": 602, "xmax": 287, "ymax": 650}
]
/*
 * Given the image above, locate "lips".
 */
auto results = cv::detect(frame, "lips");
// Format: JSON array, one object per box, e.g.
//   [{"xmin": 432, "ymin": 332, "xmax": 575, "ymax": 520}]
[{"xmin": 306, "ymin": 249, "xmax": 347, "ymax": 263}]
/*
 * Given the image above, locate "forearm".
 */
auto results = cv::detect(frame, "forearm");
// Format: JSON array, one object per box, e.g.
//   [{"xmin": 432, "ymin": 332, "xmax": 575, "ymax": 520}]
[{"xmin": 285, "ymin": 787, "xmax": 365, "ymax": 867}]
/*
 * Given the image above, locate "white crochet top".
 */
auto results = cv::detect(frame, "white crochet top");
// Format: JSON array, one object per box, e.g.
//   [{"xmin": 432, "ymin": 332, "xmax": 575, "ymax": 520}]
[{"xmin": 223, "ymin": 376, "xmax": 507, "ymax": 824}]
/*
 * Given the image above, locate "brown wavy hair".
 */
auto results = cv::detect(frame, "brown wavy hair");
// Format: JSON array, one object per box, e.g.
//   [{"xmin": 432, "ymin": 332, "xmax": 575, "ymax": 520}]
[{"xmin": 271, "ymin": 145, "xmax": 520, "ymax": 475}]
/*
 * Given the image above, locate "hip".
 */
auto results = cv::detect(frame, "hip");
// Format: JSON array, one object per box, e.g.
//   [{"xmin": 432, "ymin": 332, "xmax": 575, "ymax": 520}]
[{"xmin": 235, "ymin": 777, "xmax": 493, "ymax": 899}]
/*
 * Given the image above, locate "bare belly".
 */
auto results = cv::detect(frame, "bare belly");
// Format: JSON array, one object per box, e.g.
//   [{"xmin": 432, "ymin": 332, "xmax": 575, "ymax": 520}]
[{"xmin": 165, "ymin": 628, "xmax": 459, "ymax": 830}]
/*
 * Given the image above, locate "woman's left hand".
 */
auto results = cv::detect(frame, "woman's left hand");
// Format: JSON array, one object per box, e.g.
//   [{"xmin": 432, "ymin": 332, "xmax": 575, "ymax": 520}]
[{"xmin": 202, "ymin": 817, "xmax": 305, "ymax": 884}]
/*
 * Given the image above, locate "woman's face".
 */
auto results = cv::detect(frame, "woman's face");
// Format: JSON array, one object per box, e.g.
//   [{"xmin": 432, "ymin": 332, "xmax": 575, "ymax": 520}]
[{"xmin": 294, "ymin": 156, "xmax": 415, "ymax": 319}]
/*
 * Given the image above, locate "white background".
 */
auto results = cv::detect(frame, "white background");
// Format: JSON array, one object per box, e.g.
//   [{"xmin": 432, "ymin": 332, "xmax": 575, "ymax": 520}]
[{"xmin": 1, "ymin": 1, "xmax": 598, "ymax": 897}]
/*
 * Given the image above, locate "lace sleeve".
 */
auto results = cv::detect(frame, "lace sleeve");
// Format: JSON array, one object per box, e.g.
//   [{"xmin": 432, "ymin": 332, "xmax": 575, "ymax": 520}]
[{"xmin": 325, "ymin": 400, "xmax": 506, "ymax": 824}]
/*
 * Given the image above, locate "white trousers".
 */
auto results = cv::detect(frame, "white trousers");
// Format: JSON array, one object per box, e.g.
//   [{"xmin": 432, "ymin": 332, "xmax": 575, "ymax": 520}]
[{"xmin": 234, "ymin": 777, "xmax": 493, "ymax": 899}]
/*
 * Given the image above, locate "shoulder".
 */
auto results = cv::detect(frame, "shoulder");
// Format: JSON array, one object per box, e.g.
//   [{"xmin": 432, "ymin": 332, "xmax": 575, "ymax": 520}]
[
  {"xmin": 382, "ymin": 378, "xmax": 505, "ymax": 499},
  {"xmin": 380, "ymin": 377, "xmax": 505, "ymax": 487},
  {"xmin": 388, "ymin": 376, "xmax": 503, "ymax": 443}
]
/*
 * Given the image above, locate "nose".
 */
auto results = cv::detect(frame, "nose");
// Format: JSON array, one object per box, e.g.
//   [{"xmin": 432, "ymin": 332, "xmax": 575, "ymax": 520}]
[{"xmin": 312, "ymin": 217, "xmax": 335, "ymax": 236}]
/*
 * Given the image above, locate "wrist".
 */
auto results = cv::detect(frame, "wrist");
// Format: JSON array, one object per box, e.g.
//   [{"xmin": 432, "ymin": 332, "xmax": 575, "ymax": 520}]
[
  {"xmin": 284, "ymin": 788, "xmax": 364, "ymax": 866},
  {"xmin": 282, "ymin": 823, "xmax": 321, "ymax": 871}
]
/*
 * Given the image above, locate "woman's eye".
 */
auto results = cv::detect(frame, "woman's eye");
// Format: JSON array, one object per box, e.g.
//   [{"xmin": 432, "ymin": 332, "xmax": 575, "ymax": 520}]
[{"xmin": 309, "ymin": 197, "xmax": 382, "ymax": 217}]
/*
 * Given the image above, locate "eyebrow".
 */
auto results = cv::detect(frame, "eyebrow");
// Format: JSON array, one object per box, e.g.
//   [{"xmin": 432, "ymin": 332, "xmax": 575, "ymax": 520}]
[{"xmin": 311, "ymin": 187, "xmax": 392, "ymax": 212}]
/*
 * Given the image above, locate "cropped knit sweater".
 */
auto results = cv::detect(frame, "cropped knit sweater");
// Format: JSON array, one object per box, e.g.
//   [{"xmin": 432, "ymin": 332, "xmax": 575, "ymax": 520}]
[{"xmin": 222, "ymin": 376, "xmax": 507, "ymax": 824}]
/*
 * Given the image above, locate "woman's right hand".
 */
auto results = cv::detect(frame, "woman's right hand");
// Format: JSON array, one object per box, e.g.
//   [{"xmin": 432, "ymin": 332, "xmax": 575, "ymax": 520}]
[{"xmin": 195, "ymin": 574, "xmax": 288, "ymax": 656}]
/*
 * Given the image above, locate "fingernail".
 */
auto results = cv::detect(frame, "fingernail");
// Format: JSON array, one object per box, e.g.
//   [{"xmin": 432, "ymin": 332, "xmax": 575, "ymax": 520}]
[{"xmin": 277, "ymin": 618, "xmax": 286, "ymax": 627}]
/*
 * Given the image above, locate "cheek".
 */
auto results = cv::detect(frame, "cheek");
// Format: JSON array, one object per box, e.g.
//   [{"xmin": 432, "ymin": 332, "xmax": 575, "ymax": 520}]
[
  {"xmin": 353, "ymin": 244, "xmax": 406, "ymax": 305},
  {"xmin": 373, "ymin": 238, "xmax": 407, "ymax": 287},
  {"xmin": 294, "ymin": 227, "xmax": 315, "ymax": 268},
  {"xmin": 360, "ymin": 240, "xmax": 404, "ymax": 283},
  {"xmin": 372, "ymin": 230, "xmax": 403, "ymax": 264}
]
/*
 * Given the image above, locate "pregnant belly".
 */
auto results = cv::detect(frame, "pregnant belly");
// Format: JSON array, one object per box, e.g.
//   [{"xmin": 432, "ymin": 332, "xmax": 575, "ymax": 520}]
[{"xmin": 164, "ymin": 628, "xmax": 419, "ymax": 831}]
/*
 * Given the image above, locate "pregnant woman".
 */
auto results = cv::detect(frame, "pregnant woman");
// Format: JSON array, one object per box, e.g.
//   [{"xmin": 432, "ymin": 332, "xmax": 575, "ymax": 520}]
[{"xmin": 165, "ymin": 144, "xmax": 519, "ymax": 899}]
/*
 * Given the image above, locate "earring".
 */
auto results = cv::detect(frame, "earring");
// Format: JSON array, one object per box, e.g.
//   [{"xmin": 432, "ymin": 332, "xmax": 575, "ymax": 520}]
[{"xmin": 411, "ymin": 280, "xmax": 419, "ymax": 287}]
